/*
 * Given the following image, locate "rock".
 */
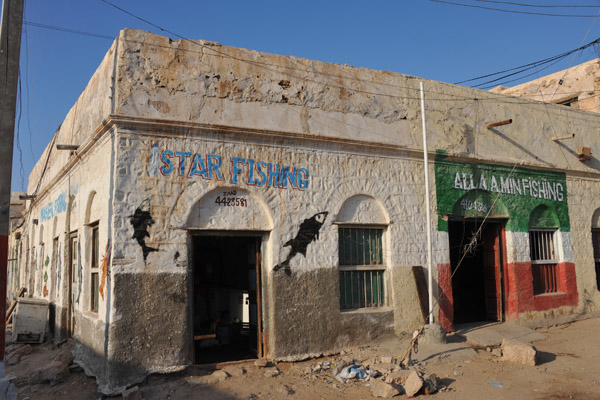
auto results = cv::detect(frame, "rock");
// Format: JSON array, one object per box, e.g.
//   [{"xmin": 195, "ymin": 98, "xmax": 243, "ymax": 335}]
[
  {"xmin": 362, "ymin": 357, "xmax": 376, "ymax": 368},
  {"xmin": 185, "ymin": 370, "xmax": 230, "ymax": 385},
  {"xmin": 385, "ymin": 369, "xmax": 413, "ymax": 385},
  {"xmin": 28, "ymin": 361, "xmax": 69, "ymax": 385},
  {"xmin": 279, "ymin": 384, "xmax": 295, "ymax": 395},
  {"xmin": 420, "ymin": 324, "xmax": 447, "ymax": 344},
  {"xmin": 121, "ymin": 385, "xmax": 142, "ymax": 400},
  {"xmin": 6, "ymin": 344, "xmax": 32, "ymax": 366},
  {"xmin": 264, "ymin": 368, "xmax": 280, "ymax": 377},
  {"xmin": 404, "ymin": 370, "xmax": 423, "ymax": 397},
  {"xmin": 422, "ymin": 373, "xmax": 440, "ymax": 394},
  {"xmin": 254, "ymin": 359, "xmax": 268, "ymax": 368},
  {"xmin": 501, "ymin": 338, "xmax": 537, "ymax": 366},
  {"xmin": 370, "ymin": 379, "xmax": 401, "ymax": 398},
  {"xmin": 52, "ymin": 348, "xmax": 73, "ymax": 366},
  {"xmin": 492, "ymin": 348, "xmax": 502, "ymax": 357},
  {"xmin": 223, "ymin": 366, "xmax": 246, "ymax": 377},
  {"xmin": 380, "ymin": 356, "xmax": 393, "ymax": 364},
  {"xmin": 371, "ymin": 363, "xmax": 397, "ymax": 375},
  {"xmin": 453, "ymin": 369, "xmax": 463, "ymax": 376}
]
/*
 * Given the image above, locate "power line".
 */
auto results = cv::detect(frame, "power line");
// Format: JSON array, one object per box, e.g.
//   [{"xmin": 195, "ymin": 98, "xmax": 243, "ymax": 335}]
[
  {"xmin": 23, "ymin": 21, "xmax": 114, "ymax": 40},
  {"xmin": 454, "ymin": 37, "xmax": 600, "ymax": 87},
  {"xmin": 430, "ymin": 0, "xmax": 600, "ymax": 17},
  {"xmin": 474, "ymin": 0, "xmax": 600, "ymax": 8}
]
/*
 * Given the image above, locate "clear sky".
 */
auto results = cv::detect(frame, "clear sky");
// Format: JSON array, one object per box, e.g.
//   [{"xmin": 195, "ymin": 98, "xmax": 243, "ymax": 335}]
[{"xmin": 10, "ymin": 0, "xmax": 600, "ymax": 193}]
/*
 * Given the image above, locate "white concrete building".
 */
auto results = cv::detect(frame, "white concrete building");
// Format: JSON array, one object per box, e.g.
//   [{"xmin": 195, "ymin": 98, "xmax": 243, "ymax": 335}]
[{"xmin": 8, "ymin": 29, "xmax": 600, "ymax": 394}]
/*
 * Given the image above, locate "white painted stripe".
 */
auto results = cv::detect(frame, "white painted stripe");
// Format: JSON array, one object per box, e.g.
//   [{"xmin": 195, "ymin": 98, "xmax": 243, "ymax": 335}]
[{"xmin": 505, "ymin": 231, "xmax": 530, "ymax": 264}]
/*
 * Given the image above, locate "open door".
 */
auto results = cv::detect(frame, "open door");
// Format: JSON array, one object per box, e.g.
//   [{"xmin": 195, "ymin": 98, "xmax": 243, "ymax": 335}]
[
  {"xmin": 192, "ymin": 234, "xmax": 263, "ymax": 364},
  {"xmin": 449, "ymin": 220, "xmax": 505, "ymax": 324}
]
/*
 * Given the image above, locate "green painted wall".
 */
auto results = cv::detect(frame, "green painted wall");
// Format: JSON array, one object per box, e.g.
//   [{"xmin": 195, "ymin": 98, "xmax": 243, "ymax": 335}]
[{"xmin": 434, "ymin": 154, "xmax": 570, "ymax": 232}]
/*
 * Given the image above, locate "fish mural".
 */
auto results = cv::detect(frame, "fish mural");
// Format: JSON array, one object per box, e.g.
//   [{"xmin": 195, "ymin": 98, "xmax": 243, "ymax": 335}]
[{"xmin": 273, "ymin": 211, "xmax": 329, "ymax": 275}]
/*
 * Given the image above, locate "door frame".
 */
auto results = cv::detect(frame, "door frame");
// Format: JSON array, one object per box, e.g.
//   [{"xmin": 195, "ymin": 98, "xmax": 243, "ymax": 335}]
[{"xmin": 188, "ymin": 230, "xmax": 267, "ymax": 362}]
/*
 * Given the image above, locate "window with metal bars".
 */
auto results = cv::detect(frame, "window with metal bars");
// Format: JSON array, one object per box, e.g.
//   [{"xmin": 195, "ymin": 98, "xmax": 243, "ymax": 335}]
[
  {"xmin": 338, "ymin": 227, "xmax": 385, "ymax": 310},
  {"xmin": 592, "ymin": 230, "xmax": 600, "ymax": 291},
  {"xmin": 529, "ymin": 229, "xmax": 558, "ymax": 294},
  {"xmin": 90, "ymin": 222, "xmax": 99, "ymax": 313}
]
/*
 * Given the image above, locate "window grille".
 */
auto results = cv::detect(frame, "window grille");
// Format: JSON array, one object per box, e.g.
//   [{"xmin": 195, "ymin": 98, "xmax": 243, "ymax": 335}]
[
  {"xmin": 529, "ymin": 229, "xmax": 558, "ymax": 294},
  {"xmin": 90, "ymin": 222, "xmax": 99, "ymax": 313},
  {"xmin": 338, "ymin": 227, "xmax": 385, "ymax": 310}
]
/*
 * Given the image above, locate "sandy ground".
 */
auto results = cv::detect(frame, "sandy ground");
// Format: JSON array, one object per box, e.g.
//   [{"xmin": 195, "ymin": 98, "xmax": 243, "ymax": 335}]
[{"xmin": 6, "ymin": 316, "xmax": 600, "ymax": 400}]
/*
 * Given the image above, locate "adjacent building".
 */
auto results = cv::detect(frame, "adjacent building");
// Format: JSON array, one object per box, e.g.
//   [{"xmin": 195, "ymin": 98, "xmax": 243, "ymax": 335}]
[
  {"xmin": 491, "ymin": 58, "xmax": 600, "ymax": 113},
  {"xmin": 8, "ymin": 29, "xmax": 600, "ymax": 394}
]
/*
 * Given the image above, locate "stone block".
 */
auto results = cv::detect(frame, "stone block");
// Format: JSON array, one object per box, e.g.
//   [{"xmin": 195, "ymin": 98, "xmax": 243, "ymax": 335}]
[
  {"xmin": 385, "ymin": 369, "xmax": 412, "ymax": 385},
  {"xmin": 53, "ymin": 348, "xmax": 74, "ymax": 366},
  {"xmin": 370, "ymin": 379, "xmax": 400, "ymax": 398},
  {"xmin": 6, "ymin": 344, "xmax": 32, "ymax": 365},
  {"xmin": 254, "ymin": 359, "xmax": 268, "ymax": 368},
  {"xmin": 420, "ymin": 324, "xmax": 447, "ymax": 344},
  {"xmin": 404, "ymin": 370, "xmax": 423, "ymax": 397},
  {"xmin": 501, "ymin": 338, "xmax": 537, "ymax": 366},
  {"xmin": 28, "ymin": 361, "xmax": 70, "ymax": 385}
]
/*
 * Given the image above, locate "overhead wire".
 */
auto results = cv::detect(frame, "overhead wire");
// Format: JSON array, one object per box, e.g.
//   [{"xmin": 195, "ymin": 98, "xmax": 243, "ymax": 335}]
[
  {"xmin": 430, "ymin": 0, "xmax": 600, "ymax": 17},
  {"xmin": 473, "ymin": 0, "xmax": 600, "ymax": 8}
]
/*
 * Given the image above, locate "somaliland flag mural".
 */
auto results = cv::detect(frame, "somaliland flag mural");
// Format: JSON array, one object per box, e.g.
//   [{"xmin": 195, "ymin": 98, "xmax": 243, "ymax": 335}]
[{"xmin": 433, "ymin": 153, "xmax": 577, "ymax": 328}]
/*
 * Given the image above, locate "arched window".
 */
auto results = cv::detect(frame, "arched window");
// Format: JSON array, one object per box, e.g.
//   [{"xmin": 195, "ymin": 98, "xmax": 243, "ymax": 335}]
[
  {"xmin": 529, "ymin": 205, "xmax": 559, "ymax": 294},
  {"xmin": 336, "ymin": 195, "xmax": 388, "ymax": 310},
  {"xmin": 591, "ymin": 209, "xmax": 600, "ymax": 291}
]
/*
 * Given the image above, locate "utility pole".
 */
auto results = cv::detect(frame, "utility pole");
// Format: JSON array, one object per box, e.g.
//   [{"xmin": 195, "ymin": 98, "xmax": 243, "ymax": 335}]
[{"xmin": 0, "ymin": 0, "xmax": 24, "ymax": 392}]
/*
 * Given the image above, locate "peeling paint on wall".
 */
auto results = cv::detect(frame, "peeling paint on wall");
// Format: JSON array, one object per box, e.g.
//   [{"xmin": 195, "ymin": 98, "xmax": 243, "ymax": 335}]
[
  {"xmin": 273, "ymin": 212, "xmax": 328, "ymax": 274},
  {"xmin": 99, "ymin": 240, "xmax": 111, "ymax": 301}
]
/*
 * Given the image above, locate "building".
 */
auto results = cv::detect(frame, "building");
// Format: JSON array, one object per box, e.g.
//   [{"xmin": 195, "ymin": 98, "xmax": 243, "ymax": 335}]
[
  {"xmin": 9, "ymin": 29, "xmax": 600, "ymax": 394},
  {"xmin": 491, "ymin": 58, "xmax": 600, "ymax": 113}
]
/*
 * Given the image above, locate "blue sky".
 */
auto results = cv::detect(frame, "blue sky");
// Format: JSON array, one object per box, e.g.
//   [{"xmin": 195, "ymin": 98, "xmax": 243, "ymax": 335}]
[{"xmin": 10, "ymin": 0, "xmax": 600, "ymax": 192}]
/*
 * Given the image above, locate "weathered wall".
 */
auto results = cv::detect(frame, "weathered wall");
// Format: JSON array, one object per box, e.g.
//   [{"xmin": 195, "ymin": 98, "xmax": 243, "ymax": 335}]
[{"xmin": 113, "ymin": 30, "xmax": 600, "ymax": 175}]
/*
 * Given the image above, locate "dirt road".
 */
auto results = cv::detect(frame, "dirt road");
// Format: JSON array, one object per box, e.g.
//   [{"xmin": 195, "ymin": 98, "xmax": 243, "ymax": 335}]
[{"xmin": 8, "ymin": 316, "xmax": 600, "ymax": 399}]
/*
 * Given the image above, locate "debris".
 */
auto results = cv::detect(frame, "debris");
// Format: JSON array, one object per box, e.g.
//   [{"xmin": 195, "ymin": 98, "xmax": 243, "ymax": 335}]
[
  {"xmin": 370, "ymin": 379, "xmax": 401, "ymax": 398},
  {"xmin": 279, "ymin": 384, "xmax": 295, "ymax": 395},
  {"xmin": 335, "ymin": 363, "xmax": 377, "ymax": 383},
  {"xmin": 185, "ymin": 370, "xmax": 230, "ymax": 385},
  {"xmin": 52, "ymin": 348, "xmax": 74, "ymax": 366},
  {"xmin": 385, "ymin": 369, "xmax": 412, "ymax": 385},
  {"xmin": 28, "ymin": 361, "xmax": 70, "ymax": 385},
  {"xmin": 422, "ymin": 373, "xmax": 440, "ymax": 394},
  {"xmin": 264, "ymin": 368, "xmax": 281, "ymax": 377},
  {"xmin": 420, "ymin": 324, "xmax": 447, "ymax": 344},
  {"xmin": 6, "ymin": 344, "xmax": 32, "ymax": 365},
  {"xmin": 501, "ymin": 338, "xmax": 537, "ymax": 366},
  {"xmin": 453, "ymin": 369, "xmax": 463, "ymax": 376},
  {"xmin": 121, "ymin": 385, "xmax": 142, "ymax": 400},
  {"xmin": 254, "ymin": 359, "xmax": 268, "ymax": 368},
  {"xmin": 380, "ymin": 356, "xmax": 393, "ymax": 364},
  {"xmin": 491, "ymin": 348, "xmax": 502, "ymax": 357},
  {"xmin": 404, "ymin": 370, "xmax": 423, "ymax": 397},
  {"xmin": 489, "ymin": 381, "xmax": 503, "ymax": 388}
]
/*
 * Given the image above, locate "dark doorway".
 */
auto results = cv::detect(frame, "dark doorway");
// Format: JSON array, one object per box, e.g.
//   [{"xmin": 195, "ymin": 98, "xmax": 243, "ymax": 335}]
[
  {"xmin": 192, "ymin": 235, "xmax": 262, "ymax": 364},
  {"xmin": 449, "ymin": 220, "xmax": 505, "ymax": 324}
]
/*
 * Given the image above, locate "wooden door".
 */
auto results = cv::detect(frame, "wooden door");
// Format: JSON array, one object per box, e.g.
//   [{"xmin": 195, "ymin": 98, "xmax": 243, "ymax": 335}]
[{"xmin": 482, "ymin": 225, "xmax": 503, "ymax": 321}]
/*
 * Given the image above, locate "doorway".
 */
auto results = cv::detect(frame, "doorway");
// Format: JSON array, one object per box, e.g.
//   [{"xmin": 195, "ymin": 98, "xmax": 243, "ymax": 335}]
[
  {"xmin": 449, "ymin": 220, "xmax": 505, "ymax": 324},
  {"xmin": 192, "ymin": 234, "xmax": 263, "ymax": 364}
]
